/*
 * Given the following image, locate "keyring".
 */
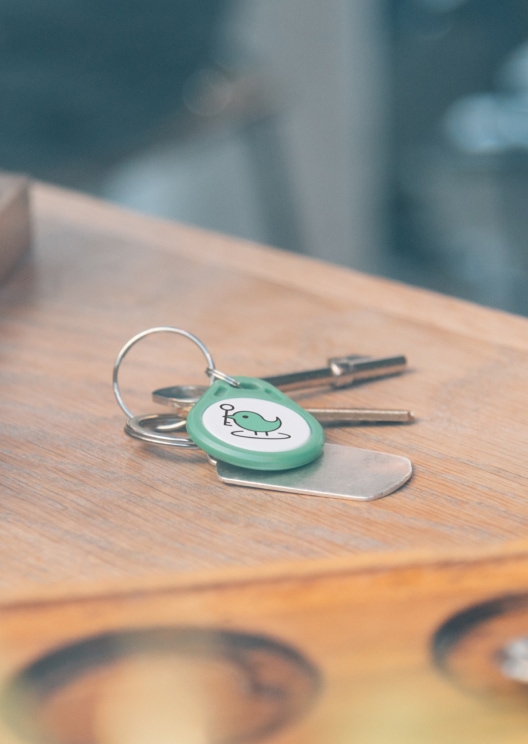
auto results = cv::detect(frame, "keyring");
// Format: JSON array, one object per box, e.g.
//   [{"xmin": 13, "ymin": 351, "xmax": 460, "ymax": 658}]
[
  {"xmin": 124, "ymin": 413, "xmax": 196, "ymax": 448},
  {"xmin": 113, "ymin": 327, "xmax": 222, "ymax": 448},
  {"xmin": 205, "ymin": 368, "xmax": 241, "ymax": 386}
]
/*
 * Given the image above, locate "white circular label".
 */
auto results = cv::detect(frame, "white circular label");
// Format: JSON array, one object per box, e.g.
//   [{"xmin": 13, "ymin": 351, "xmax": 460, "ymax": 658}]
[{"xmin": 201, "ymin": 398, "xmax": 311, "ymax": 453}]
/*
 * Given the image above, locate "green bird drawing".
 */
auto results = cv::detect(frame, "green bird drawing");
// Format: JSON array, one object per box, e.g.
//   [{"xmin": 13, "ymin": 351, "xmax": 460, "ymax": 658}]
[{"xmin": 227, "ymin": 410, "xmax": 282, "ymax": 435}]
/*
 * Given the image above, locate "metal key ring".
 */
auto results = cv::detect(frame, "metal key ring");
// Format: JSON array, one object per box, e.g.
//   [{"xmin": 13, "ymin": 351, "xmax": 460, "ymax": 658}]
[
  {"xmin": 125, "ymin": 413, "xmax": 197, "ymax": 448},
  {"xmin": 113, "ymin": 327, "xmax": 219, "ymax": 448}
]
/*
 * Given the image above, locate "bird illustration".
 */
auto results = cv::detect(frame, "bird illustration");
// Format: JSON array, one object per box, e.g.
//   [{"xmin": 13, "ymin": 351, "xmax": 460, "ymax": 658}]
[{"xmin": 226, "ymin": 409, "xmax": 282, "ymax": 435}]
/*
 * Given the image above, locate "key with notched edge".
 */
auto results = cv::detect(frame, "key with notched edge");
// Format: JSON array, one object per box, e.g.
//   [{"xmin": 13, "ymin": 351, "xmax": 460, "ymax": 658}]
[{"xmin": 152, "ymin": 354, "xmax": 414, "ymax": 424}]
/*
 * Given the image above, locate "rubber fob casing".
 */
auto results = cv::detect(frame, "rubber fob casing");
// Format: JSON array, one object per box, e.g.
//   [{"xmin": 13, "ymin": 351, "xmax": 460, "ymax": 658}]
[{"xmin": 186, "ymin": 376, "xmax": 325, "ymax": 471}]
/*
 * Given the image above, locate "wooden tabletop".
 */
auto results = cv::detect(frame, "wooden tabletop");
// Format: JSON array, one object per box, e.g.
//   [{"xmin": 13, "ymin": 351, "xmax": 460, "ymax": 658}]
[{"xmin": 2, "ymin": 181, "xmax": 528, "ymax": 599}]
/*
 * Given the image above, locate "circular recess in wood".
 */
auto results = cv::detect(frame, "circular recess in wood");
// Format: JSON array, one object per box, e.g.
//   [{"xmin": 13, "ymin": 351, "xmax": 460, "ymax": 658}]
[
  {"xmin": 432, "ymin": 593, "xmax": 528, "ymax": 704},
  {"xmin": 1, "ymin": 626, "xmax": 321, "ymax": 744}
]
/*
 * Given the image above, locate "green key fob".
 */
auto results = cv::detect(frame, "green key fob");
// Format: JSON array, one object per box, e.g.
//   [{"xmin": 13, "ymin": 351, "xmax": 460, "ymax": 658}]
[{"xmin": 186, "ymin": 376, "xmax": 325, "ymax": 471}]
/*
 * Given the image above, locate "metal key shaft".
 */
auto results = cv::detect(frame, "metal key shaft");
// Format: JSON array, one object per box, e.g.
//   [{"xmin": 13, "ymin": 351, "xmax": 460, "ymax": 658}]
[
  {"xmin": 266, "ymin": 354, "xmax": 407, "ymax": 391},
  {"xmin": 152, "ymin": 353, "xmax": 408, "ymax": 411},
  {"xmin": 150, "ymin": 407, "xmax": 415, "ymax": 433},
  {"xmin": 151, "ymin": 354, "xmax": 413, "ymax": 424}
]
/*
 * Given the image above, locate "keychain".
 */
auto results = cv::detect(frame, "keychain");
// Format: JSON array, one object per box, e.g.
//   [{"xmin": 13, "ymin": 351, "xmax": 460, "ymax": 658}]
[
  {"xmin": 113, "ymin": 327, "xmax": 413, "ymax": 501},
  {"xmin": 186, "ymin": 375, "xmax": 325, "ymax": 470}
]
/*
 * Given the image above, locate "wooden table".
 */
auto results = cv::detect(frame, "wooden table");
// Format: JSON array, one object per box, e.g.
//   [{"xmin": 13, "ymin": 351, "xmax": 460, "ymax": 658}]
[{"xmin": 2, "ymin": 182, "xmax": 528, "ymax": 743}]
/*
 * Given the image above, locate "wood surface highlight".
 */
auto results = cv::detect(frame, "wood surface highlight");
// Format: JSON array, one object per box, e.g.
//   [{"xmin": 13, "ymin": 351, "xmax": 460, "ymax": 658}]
[{"xmin": 2, "ymin": 182, "xmax": 528, "ymax": 741}]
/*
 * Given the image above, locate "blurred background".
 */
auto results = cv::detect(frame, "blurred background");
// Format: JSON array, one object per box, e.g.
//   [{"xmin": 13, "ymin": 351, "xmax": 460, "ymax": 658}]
[{"xmin": 0, "ymin": 0, "xmax": 527, "ymax": 315}]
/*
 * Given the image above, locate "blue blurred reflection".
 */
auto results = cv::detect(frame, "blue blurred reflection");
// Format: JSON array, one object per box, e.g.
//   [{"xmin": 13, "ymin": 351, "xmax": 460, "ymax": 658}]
[
  {"xmin": 0, "ymin": 0, "xmax": 527, "ymax": 315},
  {"xmin": 387, "ymin": 0, "xmax": 528, "ymax": 314}
]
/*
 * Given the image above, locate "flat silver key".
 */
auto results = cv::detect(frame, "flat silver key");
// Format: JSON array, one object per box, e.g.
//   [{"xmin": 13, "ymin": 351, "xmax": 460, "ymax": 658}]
[
  {"xmin": 124, "ymin": 415, "xmax": 413, "ymax": 501},
  {"xmin": 150, "ymin": 407, "xmax": 415, "ymax": 429},
  {"xmin": 215, "ymin": 444, "xmax": 413, "ymax": 501},
  {"xmin": 152, "ymin": 353, "xmax": 408, "ymax": 411}
]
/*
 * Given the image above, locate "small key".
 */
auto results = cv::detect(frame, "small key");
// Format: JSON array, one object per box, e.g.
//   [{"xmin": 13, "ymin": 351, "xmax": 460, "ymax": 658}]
[
  {"xmin": 307, "ymin": 408, "xmax": 415, "ymax": 425},
  {"xmin": 152, "ymin": 353, "xmax": 408, "ymax": 412},
  {"xmin": 215, "ymin": 444, "xmax": 413, "ymax": 501},
  {"xmin": 152, "ymin": 406, "xmax": 414, "ymax": 428},
  {"xmin": 125, "ymin": 414, "xmax": 413, "ymax": 501}
]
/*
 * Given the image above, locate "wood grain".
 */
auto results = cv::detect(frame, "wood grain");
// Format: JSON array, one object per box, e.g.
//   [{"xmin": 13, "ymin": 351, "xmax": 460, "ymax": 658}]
[
  {"xmin": 2, "ymin": 182, "xmax": 528, "ymax": 742},
  {"xmin": 1, "ymin": 182, "xmax": 528, "ymax": 597},
  {"xmin": 0, "ymin": 174, "xmax": 30, "ymax": 284},
  {"xmin": 1, "ymin": 544, "xmax": 528, "ymax": 743}
]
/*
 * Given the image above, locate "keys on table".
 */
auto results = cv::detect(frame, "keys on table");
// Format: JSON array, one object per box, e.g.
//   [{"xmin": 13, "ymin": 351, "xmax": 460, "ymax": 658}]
[
  {"xmin": 113, "ymin": 327, "xmax": 415, "ymax": 502},
  {"xmin": 152, "ymin": 353, "xmax": 414, "ymax": 425}
]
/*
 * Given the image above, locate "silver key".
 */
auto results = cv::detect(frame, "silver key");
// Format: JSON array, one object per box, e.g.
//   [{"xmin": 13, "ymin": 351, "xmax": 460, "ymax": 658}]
[
  {"xmin": 267, "ymin": 354, "xmax": 407, "ymax": 391},
  {"xmin": 152, "ymin": 353, "xmax": 408, "ymax": 412},
  {"xmin": 306, "ymin": 408, "xmax": 414, "ymax": 425},
  {"xmin": 124, "ymin": 414, "xmax": 413, "ymax": 501},
  {"xmin": 150, "ymin": 407, "xmax": 415, "ymax": 428},
  {"xmin": 215, "ymin": 444, "xmax": 413, "ymax": 501},
  {"xmin": 115, "ymin": 328, "xmax": 414, "ymax": 502}
]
